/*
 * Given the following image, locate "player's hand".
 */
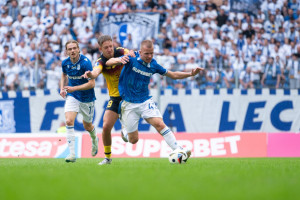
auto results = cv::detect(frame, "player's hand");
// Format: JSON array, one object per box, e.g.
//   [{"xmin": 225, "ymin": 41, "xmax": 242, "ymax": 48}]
[
  {"xmin": 60, "ymin": 88, "xmax": 67, "ymax": 99},
  {"xmin": 82, "ymin": 71, "xmax": 92, "ymax": 79},
  {"xmin": 127, "ymin": 50, "xmax": 136, "ymax": 57},
  {"xmin": 64, "ymin": 86, "xmax": 75, "ymax": 93},
  {"xmin": 191, "ymin": 67, "xmax": 204, "ymax": 76},
  {"xmin": 119, "ymin": 56, "xmax": 129, "ymax": 64}
]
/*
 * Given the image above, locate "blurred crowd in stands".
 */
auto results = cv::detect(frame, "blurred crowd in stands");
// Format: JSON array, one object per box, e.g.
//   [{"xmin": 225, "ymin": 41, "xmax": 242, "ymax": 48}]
[{"xmin": 1, "ymin": 0, "xmax": 300, "ymax": 92}]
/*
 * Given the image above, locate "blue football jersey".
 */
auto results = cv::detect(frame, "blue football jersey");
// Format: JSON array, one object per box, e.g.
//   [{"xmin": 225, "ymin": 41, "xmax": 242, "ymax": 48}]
[
  {"xmin": 62, "ymin": 54, "xmax": 96, "ymax": 102},
  {"xmin": 119, "ymin": 56, "xmax": 167, "ymax": 103}
]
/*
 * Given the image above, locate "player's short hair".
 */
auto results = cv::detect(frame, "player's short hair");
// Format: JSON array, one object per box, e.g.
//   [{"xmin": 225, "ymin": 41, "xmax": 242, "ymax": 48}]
[
  {"xmin": 65, "ymin": 40, "xmax": 79, "ymax": 50},
  {"xmin": 98, "ymin": 35, "xmax": 112, "ymax": 47},
  {"xmin": 140, "ymin": 40, "xmax": 153, "ymax": 49}
]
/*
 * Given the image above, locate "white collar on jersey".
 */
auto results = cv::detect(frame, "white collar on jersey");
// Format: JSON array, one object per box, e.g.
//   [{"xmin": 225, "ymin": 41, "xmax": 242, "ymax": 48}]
[{"xmin": 137, "ymin": 57, "xmax": 151, "ymax": 68}]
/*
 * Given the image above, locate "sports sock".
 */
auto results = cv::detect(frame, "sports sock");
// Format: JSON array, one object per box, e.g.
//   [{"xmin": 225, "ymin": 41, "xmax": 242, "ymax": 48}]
[
  {"xmin": 66, "ymin": 126, "xmax": 75, "ymax": 156},
  {"xmin": 104, "ymin": 146, "xmax": 111, "ymax": 159},
  {"xmin": 160, "ymin": 126, "xmax": 179, "ymax": 150},
  {"xmin": 88, "ymin": 127, "xmax": 96, "ymax": 141}
]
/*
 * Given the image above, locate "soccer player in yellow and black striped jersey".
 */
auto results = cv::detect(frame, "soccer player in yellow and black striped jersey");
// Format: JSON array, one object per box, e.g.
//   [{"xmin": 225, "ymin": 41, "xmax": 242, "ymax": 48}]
[{"xmin": 83, "ymin": 35, "xmax": 135, "ymax": 165}]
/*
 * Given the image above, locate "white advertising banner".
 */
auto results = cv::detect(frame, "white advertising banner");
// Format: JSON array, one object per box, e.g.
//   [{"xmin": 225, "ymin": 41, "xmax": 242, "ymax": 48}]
[{"xmin": 0, "ymin": 88, "xmax": 300, "ymax": 133}]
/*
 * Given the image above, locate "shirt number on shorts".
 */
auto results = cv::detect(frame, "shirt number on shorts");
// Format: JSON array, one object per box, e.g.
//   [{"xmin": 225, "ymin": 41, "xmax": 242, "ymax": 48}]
[{"xmin": 107, "ymin": 100, "xmax": 113, "ymax": 108}]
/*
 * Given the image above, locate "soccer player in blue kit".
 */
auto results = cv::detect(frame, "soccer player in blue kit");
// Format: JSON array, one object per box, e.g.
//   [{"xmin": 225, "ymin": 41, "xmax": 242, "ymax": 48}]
[
  {"xmin": 60, "ymin": 40, "xmax": 98, "ymax": 162},
  {"xmin": 106, "ymin": 39, "xmax": 203, "ymax": 160}
]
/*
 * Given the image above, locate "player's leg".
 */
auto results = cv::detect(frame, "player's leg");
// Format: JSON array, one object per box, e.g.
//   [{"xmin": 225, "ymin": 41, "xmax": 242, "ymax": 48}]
[
  {"xmin": 142, "ymin": 98, "xmax": 191, "ymax": 158},
  {"xmin": 146, "ymin": 117, "xmax": 191, "ymax": 158},
  {"xmin": 100, "ymin": 110, "xmax": 119, "ymax": 163},
  {"xmin": 64, "ymin": 96, "xmax": 80, "ymax": 162},
  {"xmin": 145, "ymin": 117, "xmax": 179, "ymax": 150},
  {"xmin": 65, "ymin": 111, "xmax": 77, "ymax": 162},
  {"xmin": 80, "ymin": 101, "xmax": 98, "ymax": 156},
  {"xmin": 99, "ymin": 97, "xmax": 122, "ymax": 165},
  {"xmin": 119, "ymin": 100, "xmax": 140, "ymax": 144}
]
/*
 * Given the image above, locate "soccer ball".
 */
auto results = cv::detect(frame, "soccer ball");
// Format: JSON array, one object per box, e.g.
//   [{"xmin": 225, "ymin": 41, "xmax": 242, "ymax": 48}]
[{"xmin": 169, "ymin": 149, "xmax": 188, "ymax": 164}]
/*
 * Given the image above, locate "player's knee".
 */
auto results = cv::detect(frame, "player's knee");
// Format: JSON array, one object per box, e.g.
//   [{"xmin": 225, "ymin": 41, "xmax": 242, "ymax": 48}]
[
  {"xmin": 154, "ymin": 122, "xmax": 166, "ymax": 131},
  {"xmin": 83, "ymin": 123, "xmax": 93, "ymax": 132},
  {"xmin": 102, "ymin": 123, "xmax": 113, "ymax": 133},
  {"xmin": 65, "ymin": 119, "xmax": 73, "ymax": 126},
  {"xmin": 129, "ymin": 136, "xmax": 139, "ymax": 144}
]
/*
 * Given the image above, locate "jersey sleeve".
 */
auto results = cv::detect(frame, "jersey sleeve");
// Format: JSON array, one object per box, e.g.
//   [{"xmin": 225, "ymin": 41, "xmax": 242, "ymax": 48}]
[
  {"xmin": 62, "ymin": 60, "xmax": 67, "ymax": 74},
  {"xmin": 93, "ymin": 58, "xmax": 103, "ymax": 71},
  {"xmin": 85, "ymin": 58, "xmax": 93, "ymax": 71},
  {"xmin": 152, "ymin": 59, "xmax": 167, "ymax": 75}
]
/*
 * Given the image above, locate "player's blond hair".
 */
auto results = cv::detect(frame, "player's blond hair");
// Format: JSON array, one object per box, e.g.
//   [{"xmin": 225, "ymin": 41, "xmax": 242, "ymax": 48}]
[
  {"xmin": 98, "ymin": 35, "xmax": 112, "ymax": 47},
  {"xmin": 65, "ymin": 40, "xmax": 79, "ymax": 50},
  {"xmin": 140, "ymin": 40, "xmax": 153, "ymax": 49}
]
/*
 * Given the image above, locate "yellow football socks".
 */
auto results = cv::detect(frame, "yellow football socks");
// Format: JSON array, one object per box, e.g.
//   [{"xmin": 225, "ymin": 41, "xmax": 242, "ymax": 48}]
[{"xmin": 104, "ymin": 146, "xmax": 111, "ymax": 159}]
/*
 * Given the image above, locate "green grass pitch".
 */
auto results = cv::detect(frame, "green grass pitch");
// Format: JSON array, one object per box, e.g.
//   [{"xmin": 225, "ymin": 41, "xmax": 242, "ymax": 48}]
[{"xmin": 1, "ymin": 158, "xmax": 300, "ymax": 200}]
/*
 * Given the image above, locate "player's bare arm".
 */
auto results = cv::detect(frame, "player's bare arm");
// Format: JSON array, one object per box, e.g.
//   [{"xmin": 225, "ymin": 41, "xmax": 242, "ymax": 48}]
[
  {"xmin": 64, "ymin": 79, "xmax": 95, "ymax": 93},
  {"xmin": 60, "ymin": 73, "xmax": 68, "ymax": 98},
  {"xmin": 166, "ymin": 67, "xmax": 203, "ymax": 79},
  {"xmin": 82, "ymin": 67, "xmax": 102, "ymax": 79},
  {"xmin": 106, "ymin": 55, "xmax": 130, "ymax": 66}
]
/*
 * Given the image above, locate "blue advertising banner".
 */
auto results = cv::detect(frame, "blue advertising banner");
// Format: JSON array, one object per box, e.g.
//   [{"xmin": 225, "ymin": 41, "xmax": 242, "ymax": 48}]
[{"xmin": 0, "ymin": 97, "xmax": 30, "ymax": 133}]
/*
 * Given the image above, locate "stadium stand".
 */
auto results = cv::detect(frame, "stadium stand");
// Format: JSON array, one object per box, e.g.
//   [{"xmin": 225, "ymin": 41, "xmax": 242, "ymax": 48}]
[{"xmin": 1, "ymin": 0, "xmax": 300, "ymax": 91}]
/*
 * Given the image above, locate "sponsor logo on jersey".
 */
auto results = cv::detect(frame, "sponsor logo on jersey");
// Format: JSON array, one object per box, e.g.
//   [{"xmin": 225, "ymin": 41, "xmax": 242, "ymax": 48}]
[
  {"xmin": 132, "ymin": 67, "xmax": 152, "ymax": 77},
  {"xmin": 68, "ymin": 75, "xmax": 82, "ymax": 80}
]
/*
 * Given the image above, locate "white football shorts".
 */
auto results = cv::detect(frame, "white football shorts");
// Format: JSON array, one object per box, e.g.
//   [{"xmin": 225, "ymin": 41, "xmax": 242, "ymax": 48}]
[
  {"xmin": 120, "ymin": 98, "xmax": 162, "ymax": 133},
  {"xmin": 65, "ymin": 95, "xmax": 95, "ymax": 123}
]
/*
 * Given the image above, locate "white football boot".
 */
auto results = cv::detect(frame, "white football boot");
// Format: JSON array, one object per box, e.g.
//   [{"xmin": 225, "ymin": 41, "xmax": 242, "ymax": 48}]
[
  {"xmin": 98, "ymin": 158, "xmax": 112, "ymax": 165},
  {"xmin": 65, "ymin": 154, "xmax": 76, "ymax": 163},
  {"xmin": 91, "ymin": 137, "xmax": 99, "ymax": 157}
]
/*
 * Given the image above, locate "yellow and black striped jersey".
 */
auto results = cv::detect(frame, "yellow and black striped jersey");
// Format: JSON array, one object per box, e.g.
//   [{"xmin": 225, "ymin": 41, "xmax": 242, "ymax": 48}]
[{"xmin": 93, "ymin": 47, "xmax": 129, "ymax": 97}]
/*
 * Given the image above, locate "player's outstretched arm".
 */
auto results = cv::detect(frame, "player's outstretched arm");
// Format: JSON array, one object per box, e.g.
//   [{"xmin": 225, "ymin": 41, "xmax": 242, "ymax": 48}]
[
  {"xmin": 64, "ymin": 79, "xmax": 95, "ymax": 93},
  {"xmin": 60, "ymin": 73, "xmax": 68, "ymax": 99},
  {"xmin": 166, "ymin": 67, "xmax": 204, "ymax": 79},
  {"xmin": 82, "ymin": 68, "xmax": 102, "ymax": 79},
  {"xmin": 106, "ymin": 55, "xmax": 130, "ymax": 66}
]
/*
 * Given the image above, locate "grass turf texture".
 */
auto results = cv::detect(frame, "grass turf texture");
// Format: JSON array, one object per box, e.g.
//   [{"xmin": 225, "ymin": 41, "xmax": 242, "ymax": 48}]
[{"xmin": 0, "ymin": 158, "xmax": 299, "ymax": 200}]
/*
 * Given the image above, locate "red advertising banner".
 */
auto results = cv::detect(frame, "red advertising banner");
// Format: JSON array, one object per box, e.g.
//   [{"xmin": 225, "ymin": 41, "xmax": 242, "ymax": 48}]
[
  {"xmin": 81, "ymin": 133, "xmax": 267, "ymax": 158},
  {"xmin": 0, "ymin": 135, "xmax": 80, "ymax": 158},
  {"xmin": 267, "ymin": 133, "xmax": 300, "ymax": 157}
]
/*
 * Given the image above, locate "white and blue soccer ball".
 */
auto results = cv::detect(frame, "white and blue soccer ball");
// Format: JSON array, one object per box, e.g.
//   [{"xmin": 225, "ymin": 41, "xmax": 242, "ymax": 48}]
[{"xmin": 168, "ymin": 149, "xmax": 188, "ymax": 164}]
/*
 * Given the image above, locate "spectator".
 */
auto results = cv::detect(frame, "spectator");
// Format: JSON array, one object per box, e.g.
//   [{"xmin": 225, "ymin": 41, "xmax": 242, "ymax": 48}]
[
  {"xmin": 8, "ymin": 0, "xmax": 20, "ymax": 21},
  {"xmin": 21, "ymin": 10, "xmax": 37, "ymax": 32},
  {"xmin": 18, "ymin": 57, "xmax": 30, "ymax": 90},
  {"xmin": 177, "ymin": 45, "xmax": 191, "ymax": 71},
  {"xmin": 287, "ymin": 53, "xmax": 300, "ymax": 89},
  {"xmin": 221, "ymin": 66, "xmax": 235, "ymax": 88},
  {"xmin": 123, "ymin": 33, "xmax": 138, "ymax": 50},
  {"xmin": 30, "ymin": 0, "xmax": 41, "ymax": 18},
  {"xmin": 206, "ymin": 64, "xmax": 219, "ymax": 89},
  {"xmin": 45, "ymin": 62, "xmax": 60, "ymax": 90},
  {"xmin": 247, "ymin": 55, "xmax": 262, "ymax": 88},
  {"xmin": 239, "ymin": 66, "xmax": 254, "ymax": 89},
  {"xmin": 56, "ymin": 0, "xmax": 71, "ymax": 18},
  {"xmin": 111, "ymin": 0, "xmax": 128, "ymax": 14},
  {"xmin": 261, "ymin": 57, "xmax": 281, "ymax": 88},
  {"xmin": 4, "ymin": 59, "xmax": 19, "ymax": 91},
  {"xmin": 216, "ymin": 8, "xmax": 228, "ymax": 27}
]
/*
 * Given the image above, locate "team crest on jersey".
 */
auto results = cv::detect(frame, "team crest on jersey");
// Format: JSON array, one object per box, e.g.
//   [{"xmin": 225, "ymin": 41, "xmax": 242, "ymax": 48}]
[
  {"xmin": 77, "ymin": 64, "xmax": 80, "ymax": 70},
  {"xmin": 0, "ymin": 100, "xmax": 16, "ymax": 133}
]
